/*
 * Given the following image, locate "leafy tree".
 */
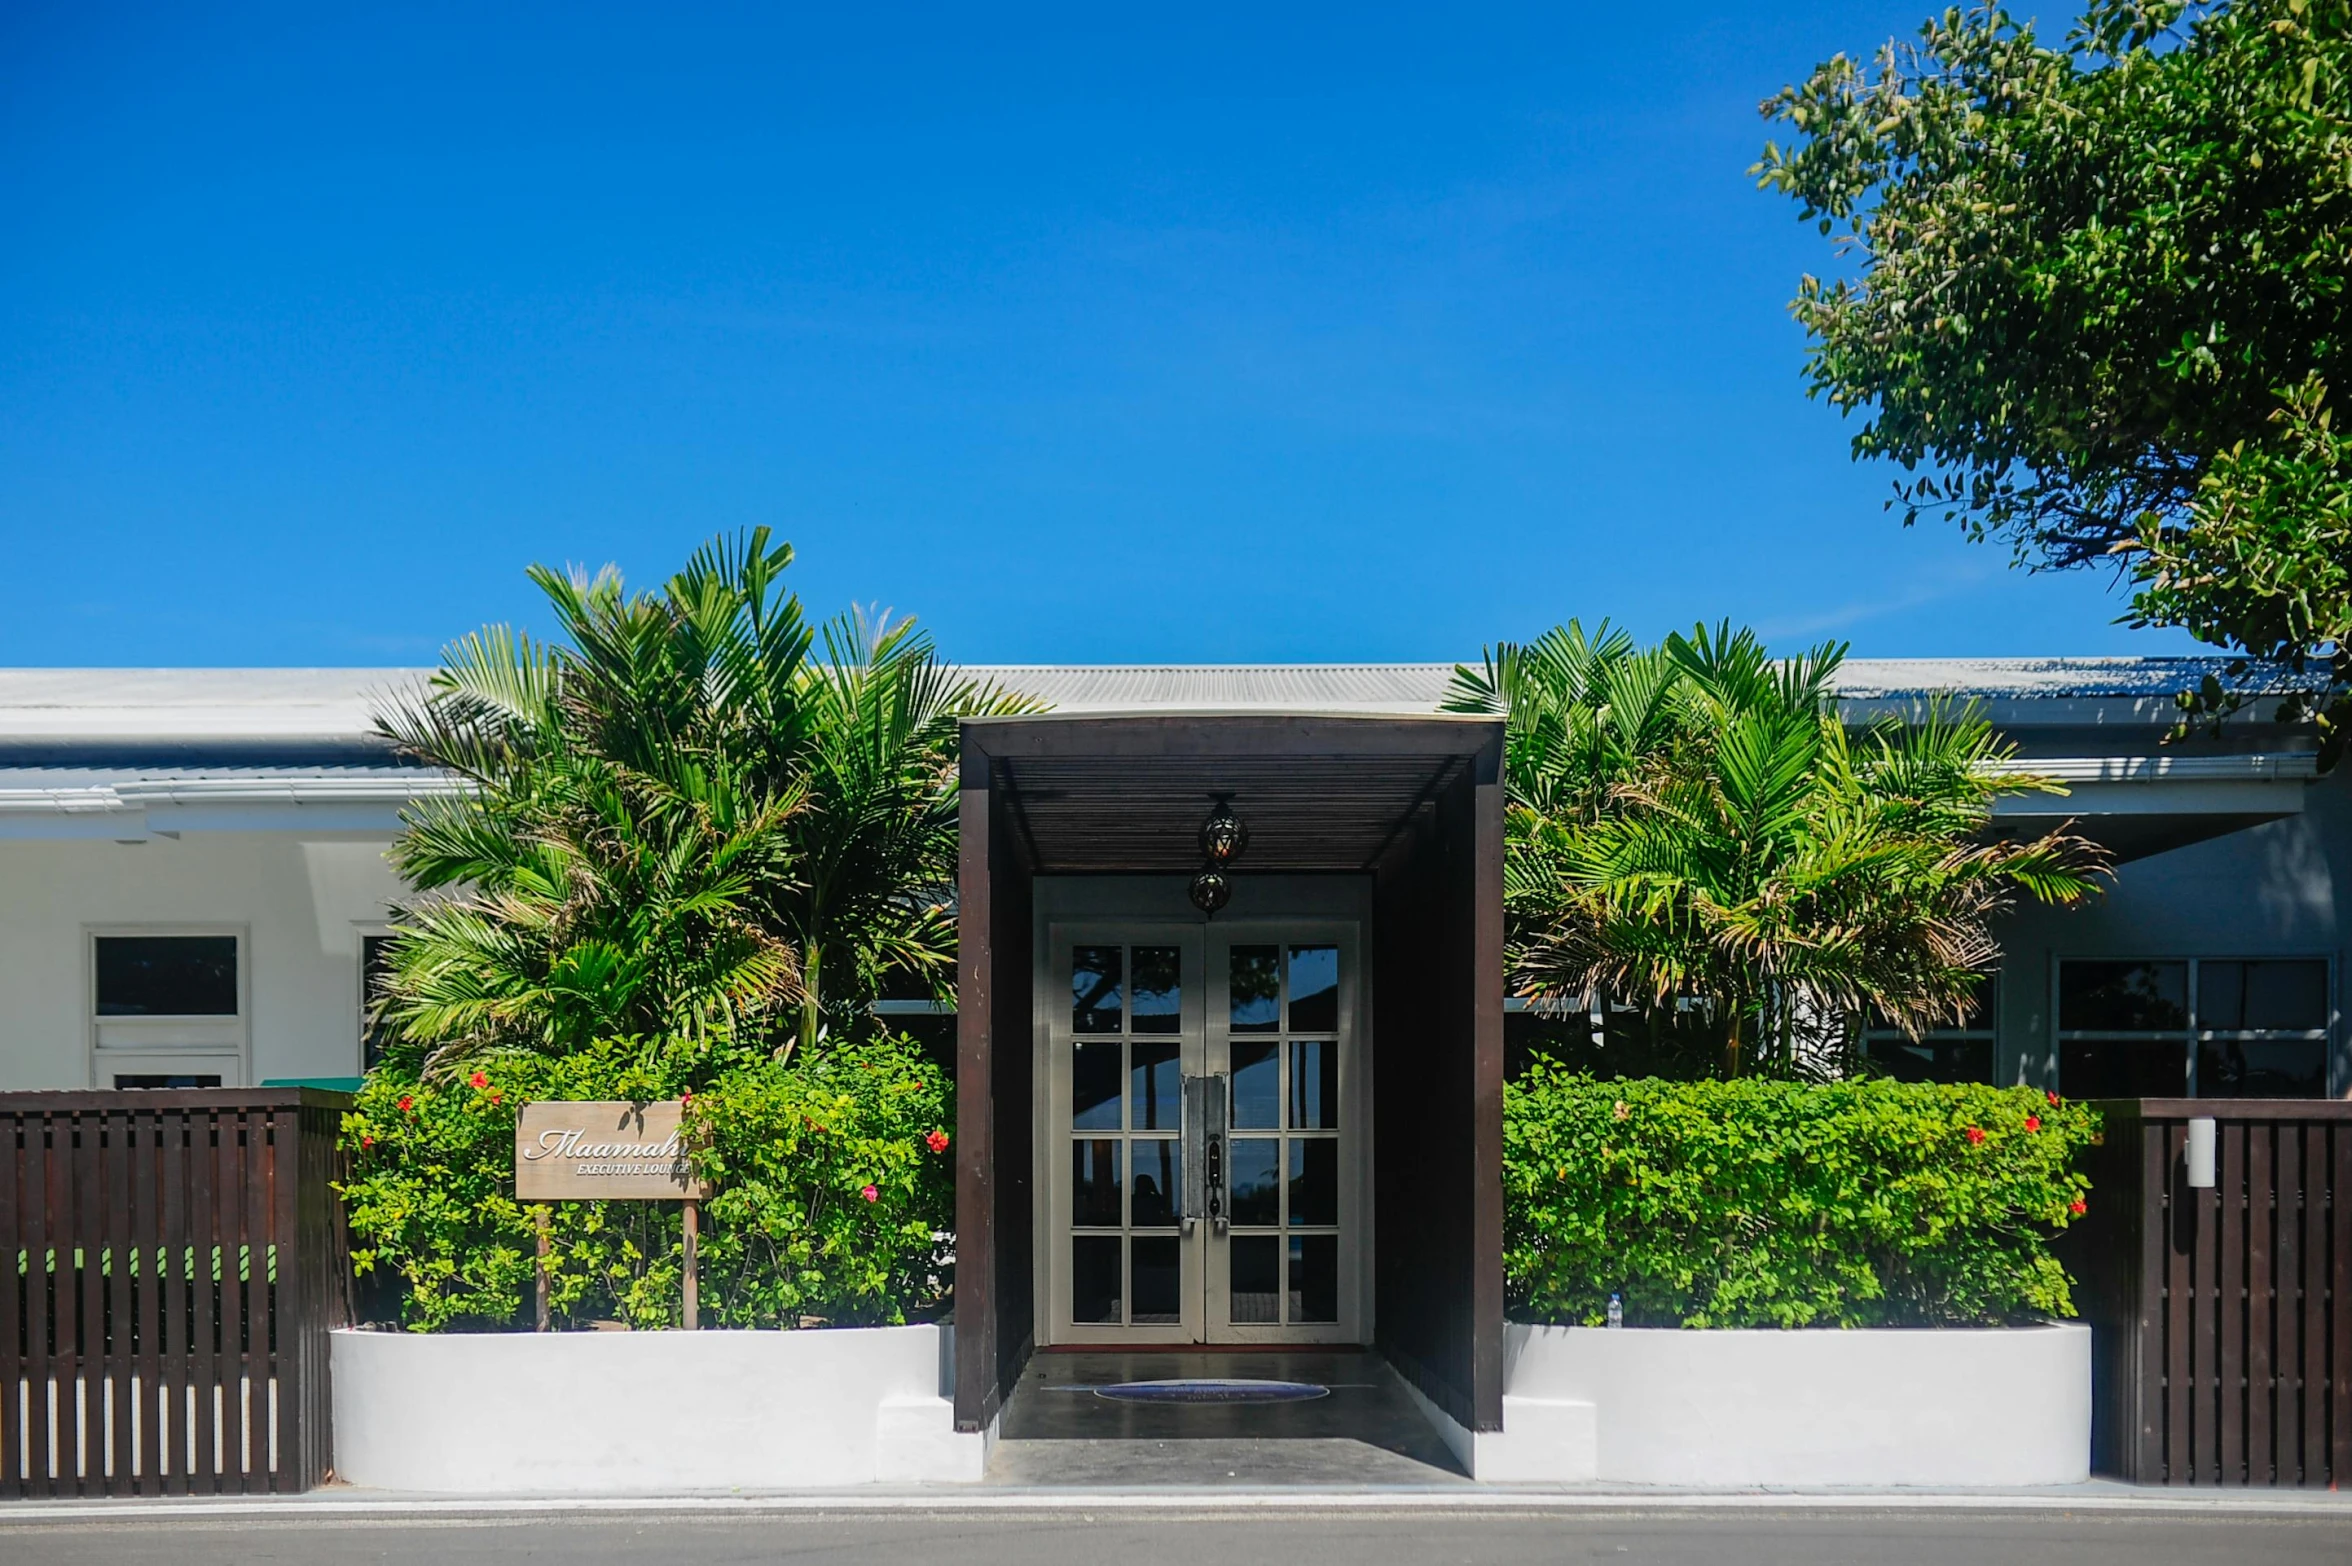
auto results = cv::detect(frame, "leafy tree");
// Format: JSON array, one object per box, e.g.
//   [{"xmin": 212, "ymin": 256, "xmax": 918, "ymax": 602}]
[
  {"xmin": 373, "ymin": 529, "xmax": 1027, "ymax": 1074},
  {"xmin": 1755, "ymin": 0, "xmax": 2352, "ymax": 755},
  {"xmin": 1447, "ymin": 622, "xmax": 2107, "ymax": 1076}
]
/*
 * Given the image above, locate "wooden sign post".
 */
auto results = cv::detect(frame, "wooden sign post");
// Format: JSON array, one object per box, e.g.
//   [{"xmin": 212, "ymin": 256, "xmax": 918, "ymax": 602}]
[{"xmin": 515, "ymin": 1100, "xmax": 712, "ymax": 1330}]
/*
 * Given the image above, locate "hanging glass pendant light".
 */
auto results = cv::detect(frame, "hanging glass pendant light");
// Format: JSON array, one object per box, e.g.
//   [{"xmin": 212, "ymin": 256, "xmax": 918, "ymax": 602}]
[{"xmin": 1198, "ymin": 795, "xmax": 1249, "ymax": 865}]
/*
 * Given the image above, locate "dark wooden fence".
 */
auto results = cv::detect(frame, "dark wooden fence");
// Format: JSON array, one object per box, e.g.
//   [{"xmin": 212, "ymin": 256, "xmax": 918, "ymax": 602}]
[
  {"xmin": 2073, "ymin": 1098, "xmax": 2351, "ymax": 1486},
  {"xmin": 1, "ymin": 1089, "xmax": 351, "ymax": 1498}
]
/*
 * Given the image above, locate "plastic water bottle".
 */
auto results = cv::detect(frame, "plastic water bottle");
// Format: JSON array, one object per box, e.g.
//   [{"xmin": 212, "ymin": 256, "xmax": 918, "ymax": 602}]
[{"xmin": 1606, "ymin": 1292, "xmax": 1624, "ymax": 1330}]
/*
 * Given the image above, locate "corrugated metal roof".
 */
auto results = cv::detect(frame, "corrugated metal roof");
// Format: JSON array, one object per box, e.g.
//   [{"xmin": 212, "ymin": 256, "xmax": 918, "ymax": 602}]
[{"xmin": 0, "ymin": 656, "xmax": 2252, "ymax": 742}]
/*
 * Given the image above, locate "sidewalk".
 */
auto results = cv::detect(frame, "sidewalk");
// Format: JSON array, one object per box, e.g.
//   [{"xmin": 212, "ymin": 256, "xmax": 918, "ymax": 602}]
[{"xmin": 4, "ymin": 1479, "xmax": 2351, "ymax": 1522}]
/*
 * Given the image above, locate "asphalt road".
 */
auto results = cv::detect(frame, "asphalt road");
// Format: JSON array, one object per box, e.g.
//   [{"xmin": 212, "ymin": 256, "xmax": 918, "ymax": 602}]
[{"xmin": 4, "ymin": 1508, "xmax": 2349, "ymax": 1566}]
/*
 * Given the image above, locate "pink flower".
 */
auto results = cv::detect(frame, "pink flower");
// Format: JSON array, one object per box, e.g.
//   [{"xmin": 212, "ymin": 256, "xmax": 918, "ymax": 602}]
[
  {"xmin": 1965, "ymin": 1126, "xmax": 1986, "ymax": 1146},
  {"xmin": 680, "ymin": 1089, "xmax": 694, "ymax": 1106},
  {"xmin": 2024, "ymin": 1115, "xmax": 2042, "ymax": 1133},
  {"xmin": 860, "ymin": 1184, "xmax": 879, "ymax": 1203},
  {"xmin": 925, "ymin": 1130, "xmax": 950, "ymax": 1154},
  {"xmin": 468, "ymin": 1070, "xmax": 488, "ymax": 1090}
]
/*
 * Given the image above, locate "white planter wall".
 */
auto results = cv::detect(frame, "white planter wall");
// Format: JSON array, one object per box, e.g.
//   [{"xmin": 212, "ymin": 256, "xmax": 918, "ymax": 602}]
[
  {"xmin": 332, "ymin": 1324, "xmax": 984, "ymax": 1492},
  {"xmin": 1474, "ymin": 1321, "xmax": 2091, "ymax": 1485}
]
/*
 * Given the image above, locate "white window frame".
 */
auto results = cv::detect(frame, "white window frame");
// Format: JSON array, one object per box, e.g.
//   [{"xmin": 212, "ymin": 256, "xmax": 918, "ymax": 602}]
[
  {"xmin": 357, "ymin": 921, "xmax": 396, "ymax": 1074},
  {"xmin": 86, "ymin": 924, "xmax": 251, "ymax": 1089}
]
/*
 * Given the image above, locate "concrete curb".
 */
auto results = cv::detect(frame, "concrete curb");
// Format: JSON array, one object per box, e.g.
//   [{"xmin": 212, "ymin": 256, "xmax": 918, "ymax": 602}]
[{"xmin": 4, "ymin": 1485, "xmax": 2352, "ymax": 1522}]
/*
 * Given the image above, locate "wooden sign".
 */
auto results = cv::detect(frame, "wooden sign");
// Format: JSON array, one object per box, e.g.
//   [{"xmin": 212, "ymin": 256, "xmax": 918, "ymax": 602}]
[{"xmin": 514, "ymin": 1100, "xmax": 710, "ymax": 1201}]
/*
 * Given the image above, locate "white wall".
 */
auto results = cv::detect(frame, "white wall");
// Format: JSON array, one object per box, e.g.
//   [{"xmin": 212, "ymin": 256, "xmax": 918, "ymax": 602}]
[{"xmin": 0, "ymin": 832, "xmax": 405, "ymax": 1088}]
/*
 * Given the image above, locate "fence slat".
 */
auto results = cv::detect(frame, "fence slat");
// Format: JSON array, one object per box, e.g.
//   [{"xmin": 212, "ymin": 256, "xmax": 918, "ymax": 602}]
[
  {"xmin": 159, "ymin": 1109, "xmax": 188, "ymax": 1495},
  {"xmin": 215, "ymin": 1108, "xmax": 246, "ymax": 1493},
  {"xmin": 130, "ymin": 1113, "xmax": 160, "ymax": 1496},
  {"xmin": 2332, "ymin": 1123, "xmax": 2351, "ymax": 1486},
  {"xmin": 102, "ymin": 1109, "xmax": 131, "ymax": 1495},
  {"xmin": 67, "ymin": 1111, "xmax": 96, "ymax": 1496},
  {"xmin": 2221, "ymin": 1121, "xmax": 2247, "ymax": 1484},
  {"xmin": 2246, "ymin": 1123, "xmax": 2271, "ymax": 1485},
  {"xmin": 1, "ymin": 1113, "xmax": 22, "ymax": 1499},
  {"xmin": 22, "ymin": 1113, "xmax": 51, "ymax": 1496},
  {"xmin": 2300, "ymin": 1124, "xmax": 2328, "ymax": 1486}
]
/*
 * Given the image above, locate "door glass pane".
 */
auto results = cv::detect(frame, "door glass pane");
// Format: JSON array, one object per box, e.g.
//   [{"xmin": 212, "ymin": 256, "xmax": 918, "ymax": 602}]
[
  {"xmin": 1073, "ymin": 1139, "xmax": 1123, "ymax": 1227},
  {"xmin": 1073, "ymin": 946, "xmax": 1123, "ymax": 1034},
  {"xmin": 1227, "ymin": 1138, "xmax": 1280, "ymax": 1225},
  {"xmin": 1073, "ymin": 1042, "xmax": 1123, "ymax": 1130},
  {"xmin": 1132, "ymin": 946, "xmax": 1181, "ymax": 1034},
  {"xmin": 1131, "ymin": 1041, "xmax": 1180, "ymax": 1129},
  {"xmin": 1230, "ymin": 1041, "xmax": 1279, "ymax": 1128},
  {"xmin": 1289, "ymin": 1236, "xmax": 1338, "ymax": 1323},
  {"xmin": 2059, "ymin": 961, "xmax": 2187, "ymax": 1032},
  {"xmin": 1288, "ymin": 1139, "xmax": 1337, "ymax": 1226},
  {"xmin": 1131, "ymin": 1236, "xmax": 1182, "ymax": 1324},
  {"xmin": 1287, "ymin": 945, "xmax": 1339, "ymax": 1033},
  {"xmin": 1229, "ymin": 1235, "xmax": 1280, "ymax": 1323},
  {"xmin": 2199, "ymin": 1038, "xmax": 2328, "ymax": 1098},
  {"xmin": 1131, "ymin": 1140, "xmax": 1181, "ymax": 1226},
  {"xmin": 1230, "ymin": 945, "xmax": 1280, "ymax": 1032},
  {"xmin": 1072, "ymin": 1235, "xmax": 1122, "ymax": 1323},
  {"xmin": 1290, "ymin": 1040, "xmax": 1337, "ymax": 1128}
]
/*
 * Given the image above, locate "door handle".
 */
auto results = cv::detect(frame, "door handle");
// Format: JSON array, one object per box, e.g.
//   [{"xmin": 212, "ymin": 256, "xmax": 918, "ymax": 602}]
[{"xmin": 1184, "ymin": 1073, "xmax": 1229, "ymax": 1236}]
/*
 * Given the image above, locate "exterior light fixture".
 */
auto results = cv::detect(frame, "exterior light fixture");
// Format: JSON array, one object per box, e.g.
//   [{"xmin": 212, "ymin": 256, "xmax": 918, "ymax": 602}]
[
  {"xmin": 1190, "ymin": 794, "xmax": 1245, "ymax": 915},
  {"xmin": 1199, "ymin": 795, "xmax": 1249, "ymax": 865}
]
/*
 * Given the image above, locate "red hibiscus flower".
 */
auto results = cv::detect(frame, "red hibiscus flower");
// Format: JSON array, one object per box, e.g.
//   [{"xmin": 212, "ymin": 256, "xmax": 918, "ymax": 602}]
[
  {"xmin": 2024, "ymin": 1115, "xmax": 2042, "ymax": 1132},
  {"xmin": 397, "ymin": 1095, "xmax": 415, "ymax": 1114},
  {"xmin": 468, "ymin": 1070, "xmax": 488, "ymax": 1090},
  {"xmin": 680, "ymin": 1088, "xmax": 694, "ymax": 1106},
  {"xmin": 488, "ymin": 1088, "xmax": 502, "ymax": 1105},
  {"xmin": 925, "ymin": 1130, "xmax": 950, "ymax": 1154},
  {"xmin": 1965, "ymin": 1126, "xmax": 1986, "ymax": 1145},
  {"xmin": 2069, "ymin": 1198, "xmax": 2088, "ymax": 1216},
  {"xmin": 860, "ymin": 1184, "xmax": 880, "ymax": 1203},
  {"xmin": 360, "ymin": 1133, "xmax": 374, "ymax": 1149},
  {"xmin": 2046, "ymin": 1090, "xmax": 2060, "ymax": 1106}
]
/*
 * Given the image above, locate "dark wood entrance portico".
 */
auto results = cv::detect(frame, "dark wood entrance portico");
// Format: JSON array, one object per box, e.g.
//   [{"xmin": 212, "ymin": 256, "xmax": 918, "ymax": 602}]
[{"xmin": 953, "ymin": 713, "xmax": 1506, "ymax": 1440}]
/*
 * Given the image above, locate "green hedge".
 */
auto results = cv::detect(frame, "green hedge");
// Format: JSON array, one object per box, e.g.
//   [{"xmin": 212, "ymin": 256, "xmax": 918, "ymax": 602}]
[
  {"xmin": 1503, "ymin": 1067, "xmax": 2098, "ymax": 1328},
  {"xmin": 340, "ymin": 1034, "xmax": 953, "ymax": 1332}
]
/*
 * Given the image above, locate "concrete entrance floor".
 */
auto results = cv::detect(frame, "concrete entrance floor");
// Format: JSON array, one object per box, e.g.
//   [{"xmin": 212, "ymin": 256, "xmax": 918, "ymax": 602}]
[{"xmin": 987, "ymin": 1349, "xmax": 1469, "ymax": 1486}]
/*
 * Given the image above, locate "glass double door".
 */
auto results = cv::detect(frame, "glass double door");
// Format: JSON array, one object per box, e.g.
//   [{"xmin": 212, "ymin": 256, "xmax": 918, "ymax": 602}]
[{"xmin": 1047, "ymin": 922, "xmax": 1359, "ymax": 1344}]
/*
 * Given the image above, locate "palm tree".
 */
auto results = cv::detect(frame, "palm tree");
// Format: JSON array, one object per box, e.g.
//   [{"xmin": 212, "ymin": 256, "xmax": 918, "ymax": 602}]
[
  {"xmin": 372, "ymin": 529, "xmax": 1030, "ymax": 1074},
  {"xmin": 1447, "ymin": 621, "xmax": 2107, "ymax": 1076}
]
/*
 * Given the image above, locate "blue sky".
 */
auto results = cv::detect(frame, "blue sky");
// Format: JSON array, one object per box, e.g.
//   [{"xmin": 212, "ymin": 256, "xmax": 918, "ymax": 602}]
[{"xmin": 0, "ymin": 3, "xmax": 2203, "ymax": 668}]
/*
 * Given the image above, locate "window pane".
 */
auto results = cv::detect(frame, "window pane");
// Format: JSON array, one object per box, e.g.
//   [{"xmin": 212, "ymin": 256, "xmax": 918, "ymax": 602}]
[
  {"xmin": 2060, "ymin": 961, "xmax": 2188, "ymax": 1033},
  {"xmin": 1289, "ymin": 1235, "xmax": 1338, "ymax": 1323},
  {"xmin": 1131, "ymin": 1140, "xmax": 1181, "ymax": 1226},
  {"xmin": 1073, "ymin": 946, "xmax": 1122, "ymax": 1034},
  {"xmin": 1230, "ymin": 946, "xmax": 1280, "ymax": 1032},
  {"xmin": 1131, "ymin": 946, "xmax": 1181, "ymax": 1034},
  {"xmin": 94, "ymin": 936, "xmax": 237, "ymax": 1017},
  {"xmin": 1073, "ymin": 1042, "xmax": 1123, "ymax": 1130},
  {"xmin": 1229, "ymin": 1236, "xmax": 1280, "ymax": 1323},
  {"xmin": 361, "ymin": 934, "xmax": 396, "ymax": 1069},
  {"xmin": 2198, "ymin": 1038, "xmax": 2328, "ymax": 1098},
  {"xmin": 1287, "ymin": 945, "xmax": 1339, "ymax": 1032},
  {"xmin": 1290, "ymin": 1040, "xmax": 1338, "ymax": 1128},
  {"xmin": 1073, "ymin": 1139, "xmax": 1122, "ymax": 1227},
  {"xmin": 1072, "ymin": 1236, "xmax": 1122, "ymax": 1324},
  {"xmin": 1288, "ymin": 1139, "xmax": 1337, "ymax": 1226},
  {"xmin": 113, "ymin": 1074, "xmax": 223, "ymax": 1089},
  {"xmin": 1230, "ymin": 1041, "xmax": 1279, "ymax": 1128},
  {"xmin": 1131, "ymin": 1041, "xmax": 1180, "ymax": 1130},
  {"xmin": 1227, "ymin": 1138, "xmax": 1280, "ymax": 1226},
  {"xmin": 1131, "ymin": 1236, "xmax": 1182, "ymax": 1324},
  {"xmin": 1862, "ymin": 1038, "xmax": 1993, "ymax": 1085},
  {"xmin": 2239, "ymin": 961, "xmax": 2326, "ymax": 1032},
  {"xmin": 2061, "ymin": 1038, "xmax": 2188, "ymax": 1098}
]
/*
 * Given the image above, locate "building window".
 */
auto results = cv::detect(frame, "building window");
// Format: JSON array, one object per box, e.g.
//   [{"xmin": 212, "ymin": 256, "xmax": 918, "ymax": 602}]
[
  {"xmin": 1862, "ymin": 983, "xmax": 1996, "ymax": 1083},
  {"xmin": 2058, "ymin": 958, "xmax": 2329, "ymax": 1098},
  {"xmin": 113, "ymin": 1073, "xmax": 224, "ymax": 1089},
  {"xmin": 361, "ymin": 933, "xmax": 396, "ymax": 1071},
  {"xmin": 94, "ymin": 935, "xmax": 239, "ymax": 1016}
]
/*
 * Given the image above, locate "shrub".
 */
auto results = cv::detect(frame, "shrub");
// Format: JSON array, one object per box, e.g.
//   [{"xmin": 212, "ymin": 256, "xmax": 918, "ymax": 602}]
[
  {"xmin": 1503, "ymin": 1066, "xmax": 2097, "ymax": 1328},
  {"xmin": 340, "ymin": 1034, "xmax": 953, "ymax": 1331}
]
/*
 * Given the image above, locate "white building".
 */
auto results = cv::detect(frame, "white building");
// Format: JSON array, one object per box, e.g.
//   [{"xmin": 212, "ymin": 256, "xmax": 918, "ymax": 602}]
[{"xmin": 0, "ymin": 659, "xmax": 2341, "ymax": 1097}]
